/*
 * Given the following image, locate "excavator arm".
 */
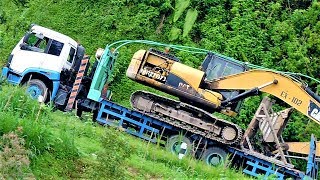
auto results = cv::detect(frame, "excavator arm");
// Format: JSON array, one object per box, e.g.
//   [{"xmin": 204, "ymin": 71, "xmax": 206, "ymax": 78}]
[{"xmin": 206, "ymin": 69, "xmax": 320, "ymax": 125}]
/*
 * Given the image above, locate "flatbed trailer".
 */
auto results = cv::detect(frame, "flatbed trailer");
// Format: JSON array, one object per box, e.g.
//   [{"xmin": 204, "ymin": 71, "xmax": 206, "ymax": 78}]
[{"xmin": 93, "ymin": 98, "xmax": 318, "ymax": 179}]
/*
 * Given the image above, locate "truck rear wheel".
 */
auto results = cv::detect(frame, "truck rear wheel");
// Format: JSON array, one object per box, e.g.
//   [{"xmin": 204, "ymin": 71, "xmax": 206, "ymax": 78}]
[
  {"xmin": 202, "ymin": 147, "xmax": 227, "ymax": 166},
  {"xmin": 166, "ymin": 135, "xmax": 192, "ymax": 156},
  {"xmin": 25, "ymin": 79, "xmax": 48, "ymax": 102}
]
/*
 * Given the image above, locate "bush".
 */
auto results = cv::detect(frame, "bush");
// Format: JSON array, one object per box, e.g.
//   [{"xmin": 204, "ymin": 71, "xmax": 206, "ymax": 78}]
[{"xmin": 0, "ymin": 128, "xmax": 34, "ymax": 179}]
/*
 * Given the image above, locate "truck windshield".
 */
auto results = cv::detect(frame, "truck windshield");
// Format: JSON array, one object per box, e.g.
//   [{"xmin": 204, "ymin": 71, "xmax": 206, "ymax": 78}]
[
  {"xmin": 23, "ymin": 33, "xmax": 48, "ymax": 53},
  {"xmin": 21, "ymin": 33, "xmax": 64, "ymax": 56}
]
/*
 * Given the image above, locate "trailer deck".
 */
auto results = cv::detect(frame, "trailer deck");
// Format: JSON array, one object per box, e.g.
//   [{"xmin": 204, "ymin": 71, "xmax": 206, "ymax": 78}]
[{"xmin": 94, "ymin": 99, "xmax": 318, "ymax": 179}]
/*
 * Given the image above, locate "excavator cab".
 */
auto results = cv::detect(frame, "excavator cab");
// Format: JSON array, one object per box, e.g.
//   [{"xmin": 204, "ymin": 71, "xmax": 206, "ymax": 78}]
[
  {"xmin": 201, "ymin": 53, "xmax": 246, "ymax": 80},
  {"xmin": 201, "ymin": 53, "xmax": 247, "ymax": 113}
]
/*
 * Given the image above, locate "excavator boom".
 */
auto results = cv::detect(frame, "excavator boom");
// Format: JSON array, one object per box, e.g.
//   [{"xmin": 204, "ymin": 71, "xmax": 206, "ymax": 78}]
[{"xmin": 206, "ymin": 69, "xmax": 320, "ymax": 125}]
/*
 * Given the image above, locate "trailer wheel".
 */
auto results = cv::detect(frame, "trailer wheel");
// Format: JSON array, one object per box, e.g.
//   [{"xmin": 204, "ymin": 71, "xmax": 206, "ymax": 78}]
[
  {"xmin": 25, "ymin": 79, "xmax": 48, "ymax": 102},
  {"xmin": 166, "ymin": 135, "xmax": 192, "ymax": 155},
  {"xmin": 202, "ymin": 147, "xmax": 227, "ymax": 166}
]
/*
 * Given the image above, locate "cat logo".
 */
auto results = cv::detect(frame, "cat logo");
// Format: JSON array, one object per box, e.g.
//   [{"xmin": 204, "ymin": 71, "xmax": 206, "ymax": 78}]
[{"xmin": 308, "ymin": 101, "xmax": 320, "ymax": 123}]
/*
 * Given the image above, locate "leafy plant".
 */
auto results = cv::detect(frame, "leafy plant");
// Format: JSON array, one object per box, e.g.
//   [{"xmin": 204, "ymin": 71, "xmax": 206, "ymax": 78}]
[
  {"xmin": 183, "ymin": 9, "xmax": 198, "ymax": 37},
  {"xmin": 173, "ymin": 0, "xmax": 190, "ymax": 22},
  {"xmin": 169, "ymin": 26, "xmax": 182, "ymax": 41}
]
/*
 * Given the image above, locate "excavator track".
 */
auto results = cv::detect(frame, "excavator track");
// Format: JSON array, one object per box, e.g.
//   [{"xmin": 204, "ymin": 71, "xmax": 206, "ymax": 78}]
[{"xmin": 130, "ymin": 91, "xmax": 243, "ymax": 145}]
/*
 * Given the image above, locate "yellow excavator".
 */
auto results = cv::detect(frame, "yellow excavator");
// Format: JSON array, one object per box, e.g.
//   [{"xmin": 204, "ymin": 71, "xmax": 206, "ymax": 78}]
[{"xmin": 126, "ymin": 48, "xmax": 320, "ymax": 148}]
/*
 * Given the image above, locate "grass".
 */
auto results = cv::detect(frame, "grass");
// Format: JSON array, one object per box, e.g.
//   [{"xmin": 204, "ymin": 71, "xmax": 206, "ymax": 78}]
[
  {"xmin": 49, "ymin": 112, "xmax": 250, "ymax": 179},
  {"xmin": 0, "ymin": 84, "xmax": 251, "ymax": 179}
]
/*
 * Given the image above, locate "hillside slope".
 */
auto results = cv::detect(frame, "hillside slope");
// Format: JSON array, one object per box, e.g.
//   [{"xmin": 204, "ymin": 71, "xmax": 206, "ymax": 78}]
[
  {"xmin": 0, "ymin": 0, "xmax": 319, "ymax": 143},
  {"xmin": 0, "ymin": 85, "xmax": 250, "ymax": 179}
]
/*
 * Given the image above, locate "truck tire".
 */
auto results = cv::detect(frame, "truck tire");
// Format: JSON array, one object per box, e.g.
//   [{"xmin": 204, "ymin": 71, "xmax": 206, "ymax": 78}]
[
  {"xmin": 201, "ymin": 147, "xmax": 227, "ymax": 166},
  {"xmin": 166, "ymin": 134, "xmax": 192, "ymax": 155},
  {"xmin": 25, "ymin": 79, "xmax": 48, "ymax": 102}
]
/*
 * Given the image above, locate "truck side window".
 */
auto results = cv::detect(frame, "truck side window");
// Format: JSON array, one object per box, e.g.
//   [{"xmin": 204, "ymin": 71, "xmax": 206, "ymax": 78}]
[
  {"xmin": 68, "ymin": 47, "xmax": 75, "ymax": 63},
  {"xmin": 48, "ymin": 40, "xmax": 64, "ymax": 56}
]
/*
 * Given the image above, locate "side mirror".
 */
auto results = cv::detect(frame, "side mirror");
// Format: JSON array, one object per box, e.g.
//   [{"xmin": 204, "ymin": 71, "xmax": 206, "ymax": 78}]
[{"xmin": 20, "ymin": 43, "xmax": 28, "ymax": 50}]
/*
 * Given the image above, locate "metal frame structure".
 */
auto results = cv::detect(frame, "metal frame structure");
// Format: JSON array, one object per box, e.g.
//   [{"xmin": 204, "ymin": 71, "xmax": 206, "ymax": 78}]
[
  {"xmin": 306, "ymin": 135, "xmax": 319, "ymax": 178},
  {"xmin": 95, "ymin": 99, "xmax": 318, "ymax": 179}
]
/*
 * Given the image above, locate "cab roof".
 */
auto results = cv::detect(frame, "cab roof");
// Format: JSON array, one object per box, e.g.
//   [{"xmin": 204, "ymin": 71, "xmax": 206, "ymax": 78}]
[{"xmin": 30, "ymin": 25, "xmax": 78, "ymax": 47}]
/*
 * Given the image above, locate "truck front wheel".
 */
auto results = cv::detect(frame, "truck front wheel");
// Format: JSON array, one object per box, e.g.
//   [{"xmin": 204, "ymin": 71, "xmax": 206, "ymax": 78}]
[{"xmin": 25, "ymin": 79, "xmax": 48, "ymax": 102}]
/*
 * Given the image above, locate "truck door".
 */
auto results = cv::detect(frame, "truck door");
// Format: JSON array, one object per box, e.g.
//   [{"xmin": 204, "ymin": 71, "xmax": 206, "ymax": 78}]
[{"xmin": 62, "ymin": 45, "xmax": 76, "ymax": 70}]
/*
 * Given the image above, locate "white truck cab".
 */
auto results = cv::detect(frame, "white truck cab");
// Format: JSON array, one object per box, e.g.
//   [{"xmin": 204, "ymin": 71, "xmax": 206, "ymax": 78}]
[{"xmin": 2, "ymin": 24, "xmax": 85, "ymax": 101}]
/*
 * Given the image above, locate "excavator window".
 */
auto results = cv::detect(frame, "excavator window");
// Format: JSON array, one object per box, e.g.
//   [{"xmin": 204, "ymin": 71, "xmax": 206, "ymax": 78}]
[{"xmin": 201, "ymin": 53, "xmax": 246, "ymax": 81}]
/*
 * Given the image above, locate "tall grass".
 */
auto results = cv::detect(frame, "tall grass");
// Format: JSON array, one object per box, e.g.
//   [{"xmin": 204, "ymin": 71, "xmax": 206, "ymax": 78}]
[
  {"xmin": 0, "ymin": 85, "xmax": 79, "ymax": 178},
  {"xmin": 125, "ymin": 134, "xmax": 250, "ymax": 179},
  {"xmin": 0, "ymin": 85, "xmax": 251, "ymax": 179},
  {"xmin": 0, "ymin": 85, "xmax": 136, "ymax": 178}
]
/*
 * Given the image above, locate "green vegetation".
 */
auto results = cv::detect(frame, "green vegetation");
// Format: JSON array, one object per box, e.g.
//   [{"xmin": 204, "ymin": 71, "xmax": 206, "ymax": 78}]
[
  {"xmin": 0, "ymin": 0, "xmax": 319, "ymax": 139},
  {"xmin": 0, "ymin": 0, "xmax": 319, "ymax": 178},
  {"xmin": 0, "ymin": 85, "xmax": 250, "ymax": 179}
]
